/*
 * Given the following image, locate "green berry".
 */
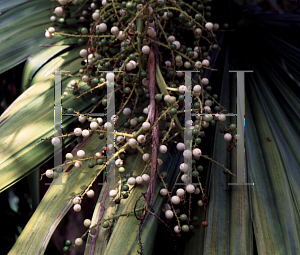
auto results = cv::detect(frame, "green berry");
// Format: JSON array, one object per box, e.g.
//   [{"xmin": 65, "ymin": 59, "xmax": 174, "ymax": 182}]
[
  {"xmin": 118, "ymin": 167, "xmax": 125, "ymax": 173},
  {"xmin": 181, "ymin": 225, "xmax": 189, "ymax": 232},
  {"xmin": 195, "ymin": 14, "xmax": 202, "ymax": 21},
  {"xmin": 178, "ymin": 95, "xmax": 184, "ymax": 102},
  {"xmin": 192, "ymin": 170, "xmax": 199, "ymax": 177},
  {"xmin": 124, "ymin": 87, "xmax": 131, "ymax": 94},
  {"xmin": 91, "ymin": 97, "xmax": 98, "ymax": 104},
  {"xmin": 192, "ymin": 129, "xmax": 199, "ymax": 136},
  {"xmin": 102, "ymin": 221, "xmax": 109, "ymax": 228},
  {"xmin": 167, "ymin": 12, "xmax": 173, "ymax": 18},
  {"xmin": 63, "ymin": 246, "xmax": 69, "ymax": 252},
  {"xmin": 98, "ymin": 134, "xmax": 105, "ymax": 140},
  {"xmin": 102, "ymin": 99, "xmax": 107, "ymax": 106},
  {"xmin": 122, "ymin": 192, "xmax": 129, "ymax": 198},
  {"xmin": 210, "ymin": 120, "xmax": 216, "ymax": 126},
  {"xmin": 180, "ymin": 214, "xmax": 188, "ymax": 221},
  {"xmin": 65, "ymin": 240, "xmax": 72, "ymax": 246},
  {"xmin": 155, "ymin": 94, "xmax": 162, "ymax": 101},
  {"xmin": 126, "ymin": 2, "xmax": 133, "ymax": 9},
  {"xmin": 170, "ymin": 108, "xmax": 177, "ymax": 115},
  {"xmin": 97, "ymin": 159, "xmax": 104, "ymax": 165},
  {"xmin": 129, "ymin": 54, "xmax": 136, "ymax": 60},
  {"xmin": 67, "ymin": 108, "xmax": 74, "ymax": 114},
  {"xmin": 81, "ymin": 27, "xmax": 88, "ymax": 35},
  {"xmin": 197, "ymin": 165, "xmax": 203, "ymax": 172},
  {"xmin": 121, "ymin": 184, "xmax": 129, "ymax": 191},
  {"xmin": 230, "ymin": 124, "xmax": 236, "ymax": 130},
  {"xmin": 193, "ymin": 102, "xmax": 200, "ymax": 109},
  {"xmin": 138, "ymin": 116, "xmax": 145, "ymax": 122},
  {"xmin": 88, "ymin": 162, "xmax": 94, "ymax": 168}
]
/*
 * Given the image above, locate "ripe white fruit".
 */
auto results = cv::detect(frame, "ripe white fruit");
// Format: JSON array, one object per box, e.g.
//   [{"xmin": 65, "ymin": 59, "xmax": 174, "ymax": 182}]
[
  {"xmin": 97, "ymin": 118, "xmax": 103, "ymax": 125},
  {"xmin": 176, "ymin": 188, "xmax": 185, "ymax": 197},
  {"xmin": 142, "ymin": 78, "xmax": 149, "ymax": 86},
  {"xmin": 127, "ymin": 177, "xmax": 136, "ymax": 185},
  {"xmin": 142, "ymin": 174, "xmax": 150, "ymax": 182},
  {"xmin": 202, "ymin": 59, "xmax": 210, "ymax": 67},
  {"xmin": 50, "ymin": 16, "xmax": 56, "ymax": 22},
  {"xmin": 98, "ymin": 23, "xmax": 107, "ymax": 32},
  {"xmin": 84, "ymin": 219, "xmax": 91, "ymax": 227},
  {"xmin": 46, "ymin": 170, "xmax": 54, "ymax": 178},
  {"xmin": 183, "ymin": 150, "xmax": 192, "ymax": 159},
  {"xmin": 157, "ymin": 158, "xmax": 163, "ymax": 166},
  {"xmin": 198, "ymin": 200, "xmax": 204, "ymax": 206},
  {"xmin": 142, "ymin": 153, "xmax": 150, "ymax": 161},
  {"xmin": 82, "ymin": 129, "xmax": 90, "ymax": 137},
  {"xmin": 137, "ymin": 135, "xmax": 146, "ymax": 143},
  {"xmin": 59, "ymin": 0, "xmax": 68, "ymax": 5},
  {"xmin": 78, "ymin": 115, "xmax": 86, "ymax": 123},
  {"xmin": 104, "ymin": 122, "xmax": 112, "ymax": 130},
  {"xmin": 90, "ymin": 122, "xmax": 98, "ymax": 130},
  {"xmin": 115, "ymin": 159, "xmax": 123, "ymax": 167},
  {"xmin": 92, "ymin": 12, "xmax": 100, "ymax": 21},
  {"xmin": 160, "ymin": 189, "xmax": 168, "ymax": 196},
  {"xmin": 66, "ymin": 153, "xmax": 73, "ymax": 160},
  {"xmin": 142, "ymin": 45, "xmax": 150, "ymax": 54},
  {"xmin": 106, "ymin": 72, "xmax": 114, "ymax": 82},
  {"xmin": 176, "ymin": 143, "xmax": 185, "ymax": 151},
  {"xmin": 51, "ymin": 137, "xmax": 60, "ymax": 146},
  {"xmin": 224, "ymin": 133, "xmax": 232, "ymax": 141},
  {"xmin": 142, "ymin": 122, "xmax": 151, "ymax": 132},
  {"xmin": 109, "ymin": 190, "xmax": 117, "ymax": 197},
  {"xmin": 201, "ymin": 78, "xmax": 209, "ymax": 85},
  {"xmin": 218, "ymin": 114, "xmax": 226, "ymax": 122},
  {"xmin": 186, "ymin": 184, "xmax": 195, "ymax": 193},
  {"xmin": 111, "ymin": 26, "xmax": 119, "ymax": 35},
  {"xmin": 75, "ymin": 161, "xmax": 82, "ymax": 169},
  {"xmin": 135, "ymin": 176, "xmax": 143, "ymax": 184},
  {"xmin": 165, "ymin": 210, "xmax": 174, "ymax": 219},
  {"xmin": 181, "ymin": 174, "xmax": 189, "ymax": 183},
  {"xmin": 174, "ymin": 225, "xmax": 181, "ymax": 233},
  {"xmin": 193, "ymin": 148, "xmax": 202, "ymax": 157},
  {"xmin": 75, "ymin": 238, "xmax": 83, "ymax": 246},
  {"xmin": 159, "ymin": 145, "xmax": 167, "ymax": 154},
  {"xmin": 87, "ymin": 190, "xmax": 95, "ymax": 198},
  {"xmin": 77, "ymin": 150, "xmax": 85, "ymax": 158},
  {"xmin": 73, "ymin": 204, "xmax": 81, "ymax": 212},
  {"xmin": 171, "ymin": 196, "xmax": 181, "ymax": 205},
  {"xmin": 123, "ymin": 107, "xmax": 131, "ymax": 116},
  {"xmin": 179, "ymin": 85, "xmax": 186, "ymax": 93},
  {"xmin": 205, "ymin": 22, "xmax": 213, "ymax": 30},
  {"xmin": 74, "ymin": 128, "xmax": 82, "ymax": 136},
  {"xmin": 193, "ymin": 85, "xmax": 201, "ymax": 93},
  {"xmin": 54, "ymin": 7, "xmax": 63, "ymax": 16},
  {"xmin": 180, "ymin": 163, "xmax": 188, "ymax": 173}
]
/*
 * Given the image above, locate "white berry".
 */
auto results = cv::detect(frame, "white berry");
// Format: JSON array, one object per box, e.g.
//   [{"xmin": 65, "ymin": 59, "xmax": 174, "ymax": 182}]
[
  {"xmin": 183, "ymin": 150, "xmax": 192, "ymax": 159},
  {"xmin": 171, "ymin": 196, "xmax": 181, "ymax": 205},
  {"xmin": 75, "ymin": 161, "xmax": 82, "ymax": 169},
  {"xmin": 77, "ymin": 150, "xmax": 85, "ymax": 158},
  {"xmin": 66, "ymin": 153, "xmax": 73, "ymax": 160},
  {"xmin": 186, "ymin": 184, "xmax": 195, "ymax": 193},
  {"xmin": 135, "ymin": 176, "xmax": 143, "ymax": 184},
  {"xmin": 160, "ymin": 189, "xmax": 168, "ymax": 196},
  {"xmin": 46, "ymin": 170, "xmax": 54, "ymax": 178},
  {"xmin": 142, "ymin": 122, "xmax": 151, "ymax": 131},
  {"xmin": 73, "ymin": 204, "xmax": 81, "ymax": 212},
  {"xmin": 128, "ymin": 177, "xmax": 136, "ymax": 185},
  {"xmin": 159, "ymin": 145, "xmax": 168, "ymax": 154},
  {"xmin": 74, "ymin": 128, "xmax": 82, "ymax": 136},
  {"xmin": 165, "ymin": 210, "xmax": 174, "ymax": 219},
  {"xmin": 84, "ymin": 219, "xmax": 91, "ymax": 227},
  {"xmin": 176, "ymin": 143, "xmax": 185, "ymax": 151},
  {"xmin": 192, "ymin": 148, "xmax": 202, "ymax": 157},
  {"xmin": 180, "ymin": 163, "xmax": 188, "ymax": 172},
  {"xmin": 82, "ymin": 129, "xmax": 90, "ymax": 137},
  {"xmin": 224, "ymin": 133, "xmax": 232, "ymax": 141},
  {"xmin": 198, "ymin": 200, "xmax": 204, "ymax": 206},
  {"xmin": 87, "ymin": 190, "xmax": 95, "ymax": 198},
  {"xmin": 142, "ymin": 174, "xmax": 150, "ymax": 182},
  {"xmin": 51, "ymin": 137, "xmax": 60, "ymax": 146},
  {"xmin": 75, "ymin": 238, "xmax": 83, "ymax": 246},
  {"xmin": 176, "ymin": 188, "xmax": 185, "ymax": 197},
  {"xmin": 109, "ymin": 190, "xmax": 117, "ymax": 197}
]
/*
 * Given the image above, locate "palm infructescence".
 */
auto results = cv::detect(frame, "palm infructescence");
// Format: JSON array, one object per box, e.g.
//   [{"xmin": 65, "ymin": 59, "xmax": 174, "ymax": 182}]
[{"xmin": 0, "ymin": 0, "xmax": 299, "ymax": 254}]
